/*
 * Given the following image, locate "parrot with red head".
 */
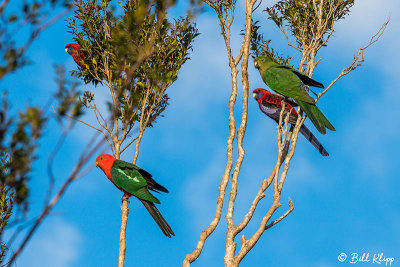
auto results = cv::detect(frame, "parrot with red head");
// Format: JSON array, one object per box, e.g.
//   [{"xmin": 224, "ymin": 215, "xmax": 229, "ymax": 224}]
[
  {"xmin": 96, "ymin": 154, "xmax": 174, "ymax": 237},
  {"xmin": 254, "ymin": 56, "xmax": 335, "ymax": 134},
  {"xmin": 253, "ymin": 88, "xmax": 329, "ymax": 156},
  {"xmin": 65, "ymin": 43, "xmax": 86, "ymax": 70}
]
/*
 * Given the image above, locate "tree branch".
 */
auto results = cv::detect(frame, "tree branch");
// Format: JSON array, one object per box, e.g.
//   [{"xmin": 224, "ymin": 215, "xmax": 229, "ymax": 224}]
[
  {"xmin": 265, "ymin": 198, "xmax": 294, "ymax": 230},
  {"xmin": 183, "ymin": 3, "xmax": 239, "ymax": 266},
  {"xmin": 225, "ymin": 0, "xmax": 256, "ymax": 264},
  {"xmin": 6, "ymin": 136, "xmax": 104, "ymax": 266},
  {"xmin": 316, "ymin": 16, "xmax": 390, "ymax": 102},
  {"xmin": 61, "ymin": 111, "xmax": 114, "ymax": 153},
  {"xmin": 118, "ymin": 196, "xmax": 129, "ymax": 267}
]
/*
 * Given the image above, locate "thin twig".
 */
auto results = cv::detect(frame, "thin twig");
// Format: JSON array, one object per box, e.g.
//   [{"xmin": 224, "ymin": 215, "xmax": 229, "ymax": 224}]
[
  {"xmin": 60, "ymin": 110, "xmax": 114, "ymax": 151},
  {"xmin": 316, "ymin": 16, "xmax": 390, "ymax": 102},
  {"xmin": 265, "ymin": 198, "xmax": 294, "ymax": 230},
  {"xmin": 6, "ymin": 137, "xmax": 104, "ymax": 266},
  {"xmin": 45, "ymin": 126, "xmax": 70, "ymax": 207}
]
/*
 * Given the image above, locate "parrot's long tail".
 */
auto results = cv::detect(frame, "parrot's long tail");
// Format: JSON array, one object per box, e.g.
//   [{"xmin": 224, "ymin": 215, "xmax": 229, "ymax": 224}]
[
  {"xmin": 298, "ymin": 101, "xmax": 335, "ymax": 135},
  {"xmin": 299, "ymin": 124, "xmax": 329, "ymax": 156},
  {"xmin": 140, "ymin": 199, "xmax": 175, "ymax": 238}
]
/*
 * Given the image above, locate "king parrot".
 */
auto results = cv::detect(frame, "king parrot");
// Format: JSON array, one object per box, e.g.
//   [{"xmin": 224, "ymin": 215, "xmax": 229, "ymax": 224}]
[
  {"xmin": 65, "ymin": 43, "xmax": 86, "ymax": 69},
  {"xmin": 253, "ymin": 88, "xmax": 329, "ymax": 156},
  {"xmin": 96, "ymin": 154, "xmax": 174, "ymax": 237},
  {"xmin": 254, "ymin": 56, "xmax": 335, "ymax": 135}
]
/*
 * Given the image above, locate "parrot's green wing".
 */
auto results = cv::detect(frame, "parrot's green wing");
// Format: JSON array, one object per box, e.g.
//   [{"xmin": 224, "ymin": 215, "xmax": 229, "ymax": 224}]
[
  {"xmin": 115, "ymin": 160, "xmax": 168, "ymax": 193},
  {"xmin": 263, "ymin": 66, "xmax": 315, "ymax": 103},
  {"xmin": 276, "ymin": 66, "xmax": 324, "ymax": 89},
  {"xmin": 255, "ymin": 55, "xmax": 334, "ymax": 134},
  {"xmin": 111, "ymin": 160, "xmax": 160, "ymax": 204}
]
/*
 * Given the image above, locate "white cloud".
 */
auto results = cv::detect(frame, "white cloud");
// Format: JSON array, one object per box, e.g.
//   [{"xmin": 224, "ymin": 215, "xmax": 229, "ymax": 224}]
[
  {"xmin": 332, "ymin": 0, "xmax": 398, "ymax": 56},
  {"xmin": 335, "ymin": 0, "xmax": 397, "ymax": 37},
  {"xmin": 17, "ymin": 218, "xmax": 82, "ymax": 267}
]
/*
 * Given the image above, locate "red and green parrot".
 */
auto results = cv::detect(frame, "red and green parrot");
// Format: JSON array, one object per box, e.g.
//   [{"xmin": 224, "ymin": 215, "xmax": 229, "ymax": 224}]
[
  {"xmin": 65, "ymin": 43, "xmax": 86, "ymax": 69},
  {"xmin": 96, "ymin": 154, "xmax": 174, "ymax": 237},
  {"xmin": 254, "ymin": 56, "xmax": 335, "ymax": 135},
  {"xmin": 253, "ymin": 88, "xmax": 329, "ymax": 156}
]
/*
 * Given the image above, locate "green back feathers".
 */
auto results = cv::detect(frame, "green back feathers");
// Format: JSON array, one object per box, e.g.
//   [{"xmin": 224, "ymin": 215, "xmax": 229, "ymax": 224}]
[
  {"xmin": 263, "ymin": 68, "xmax": 315, "ymax": 103},
  {"xmin": 111, "ymin": 160, "xmax": 160, "ymax": 204},
  {"xmin": 255, "ymin": 56, "xmax": 315, "ymax": 103},
  {"xmin": 255, "ymin": 56, "xmax": 335, "ymax": 135}
]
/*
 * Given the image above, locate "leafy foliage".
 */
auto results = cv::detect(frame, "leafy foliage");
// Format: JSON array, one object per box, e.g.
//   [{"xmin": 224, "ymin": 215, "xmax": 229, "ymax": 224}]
[
  {"xmin": 54, "ymin": 65, "xmax": 84, "ymax": 119},
  {"xmin": 0, "ymin": 96, "xmax": 46, "ymax": 212},
  {"xmin": 250, "ymin": 0, "xmax": 355, "ymax": 73},
  {"xmin": 0, "ymin": 157, "xmax": 13, "ymax": 264},
  {"xmin": 0, "ymin": 0, "xmax": 85, "ymax": 262},
  {"xmin": 67, "ymin": 0, "xmax": 198, "ymax": 143},
  {"xmin": 0, "ymin": 0, "xmax": 73, "ymax": 79},
  {"xmin": 249, "ymin": 20, "xmax": 292, "ymax": 66},
  {"xmin": 265, "ymin": 0, "xmax": 354, "ymax": 49}
]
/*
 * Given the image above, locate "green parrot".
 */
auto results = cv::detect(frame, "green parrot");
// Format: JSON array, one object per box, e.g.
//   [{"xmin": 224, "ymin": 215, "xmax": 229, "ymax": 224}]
[
  {"xmin": 254, "ymin": 56, "xmax": 335, "ymax": 134},
  {"xmin": 96, "ymin": 154, "xmax": 174, "ymax": 237}
]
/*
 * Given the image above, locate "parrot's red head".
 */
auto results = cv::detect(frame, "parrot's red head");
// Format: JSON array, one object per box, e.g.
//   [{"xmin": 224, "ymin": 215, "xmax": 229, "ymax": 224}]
[
  {"xmin": 65, "ymin": 43, "xmax": 80, "ymax": 53},
  {"xmin": 65, "ymin": 43, "xmax": 86, "ymax": 69},
  {"xmin": 252, "ymin": 88, "xmax": 270, "ymax": 101},
  {"xmin": 96, "ymin": 154, "xmax": 116, "ymax": 179}
]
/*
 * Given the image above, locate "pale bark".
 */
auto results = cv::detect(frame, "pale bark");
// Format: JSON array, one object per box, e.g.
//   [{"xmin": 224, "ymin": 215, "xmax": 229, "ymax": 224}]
[
  {"xmin": 118, "ymin": 197, "xmax": 130, "ymax": 267},
  {"xmin": 184, "ymin": 2, "xmax": 389, "ymax": 267}
]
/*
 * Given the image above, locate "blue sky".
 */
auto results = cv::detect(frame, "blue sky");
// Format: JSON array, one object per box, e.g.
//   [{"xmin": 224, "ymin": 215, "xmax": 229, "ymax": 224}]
[{"xmin": 2, "ymin": 0, "xmax": 400, "ymax": 266}]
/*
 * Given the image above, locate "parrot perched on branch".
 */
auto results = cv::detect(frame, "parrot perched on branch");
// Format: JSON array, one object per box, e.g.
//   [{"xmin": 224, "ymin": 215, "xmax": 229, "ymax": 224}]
[
  {"xmin": 65, "ymin": 43, "xmax": 86, "ymax": 70},
  {"xmin": 96, "ymin": 154, "xmax": 174, "ymax": 237},
  {"xmin": 253, "ymin": 88, "xmax": 329, "ymax": 156},
  {"xmin": 254, "ymin": 56, "xmax": 335, "ymax": 135}
]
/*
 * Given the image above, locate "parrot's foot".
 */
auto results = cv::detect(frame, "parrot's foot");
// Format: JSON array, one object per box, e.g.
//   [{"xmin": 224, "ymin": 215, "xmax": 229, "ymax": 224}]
[{"xmin": 121, "ymin": 194, "xmax": 130, "ymax": 203}]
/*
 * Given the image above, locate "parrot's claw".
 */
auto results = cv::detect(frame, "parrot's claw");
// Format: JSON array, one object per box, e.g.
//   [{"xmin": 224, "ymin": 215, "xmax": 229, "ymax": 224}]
[{"xmin": 122, "ymin": 194, "xmax": 130, "ymax": 202}]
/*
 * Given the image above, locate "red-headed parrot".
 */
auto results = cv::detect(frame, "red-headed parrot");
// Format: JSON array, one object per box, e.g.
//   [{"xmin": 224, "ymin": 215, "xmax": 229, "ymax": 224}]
[
  {"xmin": 96, "ymin": 154, "xmax": 174, "ymax": 237},
  {"xmin": 253, "ymin": 88, "xmax": 329, "ymax": 156},
  {"xmin": 65, "ymin": 43, "xmax": 86, "ymax": 69},
  {"xmin": 254, "ymin": 56, "xmax": 335, "ymax": 135}
]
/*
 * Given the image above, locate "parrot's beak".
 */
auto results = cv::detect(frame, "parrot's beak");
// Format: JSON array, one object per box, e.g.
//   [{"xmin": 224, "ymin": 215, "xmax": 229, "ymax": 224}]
[
  {"xmin": 65, "ymin": 48, "xmax": 68, "ymax": 53},
  {"xmin": 95, "ymin": 161, "xmax": 99, "ymax": 167},
  {"xmin": 252, "ymin": 93, "xmax": 256, "ymax": 99},
  {"xmin": 254, "ymin": 61, "xmax": 259, "ymax": 69}
]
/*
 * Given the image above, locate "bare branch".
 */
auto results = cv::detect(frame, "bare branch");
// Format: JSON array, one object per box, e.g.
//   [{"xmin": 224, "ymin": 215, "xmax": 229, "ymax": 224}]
[
  {"xmin": 45, "ymin": 125, "xmax": 71, "ymax": 207},
  {"xmin": 118, "ymin": 196, "xmax": 129, "ymax": 267},
  {"xmin": 60, "ymin": 110, "xmax": 114, "ymax": 153},
  {"xmin": 120, "ymin": 135, "xmax": 139, "ymax": 154},
  {"xmin": 265, "ymin": 197, "xmax": 294, "ymax": 230},
  {"xmin": 225, "ymin": 2, "xmax": 255, "ymax": 263},
  {"xmin": 183, "ymin": 2, "xmax": 240, "ymax": 265},
  {"xmin": 184, "ymin": 1, "xmax": 258, "ymax": 266},
  {"xmin": 235, "ymin": 165, "xmax": 277, "ymax": 233},
  {"xmin": 93, "ymin": 100, "xmax": 112, "ymax": 136},
  {"xmin": 7, "ymin": 137, "xmax": 104, "ymax": 265},
  {"xmin": 316, "ymin": 16, "xmax": 390, "ymax": 101},
  {"xmin": 0, "ymin": 0, "xmax": 10, "ymax": 12},
  {"xmin": 252, "ymin": 0, "xmax": 262, "ymax": 13},
  {"xmin": 279, "ymin": 26, "xmax": 302, "ymax": 52}
]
